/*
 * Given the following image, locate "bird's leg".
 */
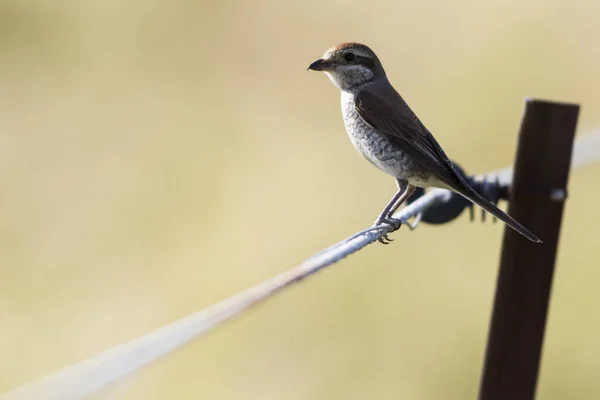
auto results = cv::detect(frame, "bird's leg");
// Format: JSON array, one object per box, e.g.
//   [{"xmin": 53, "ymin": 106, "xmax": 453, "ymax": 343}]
[
  {"xmin": 373, "ymin": 189, "xmax": 404, "ymax": 226},
  {"xmin": 386, "ymin": 180, "xmax": 416, "ymax": 220},
  {"xmin": 374, "ymin": 180, "xmax": 416, "ymax": 244}
]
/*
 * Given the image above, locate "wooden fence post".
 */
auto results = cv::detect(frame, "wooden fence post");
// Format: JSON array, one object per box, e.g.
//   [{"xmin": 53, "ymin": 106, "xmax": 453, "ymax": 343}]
[{"xmin": 478, "ymin": 100, "xmax": 579, "ymax": 400}]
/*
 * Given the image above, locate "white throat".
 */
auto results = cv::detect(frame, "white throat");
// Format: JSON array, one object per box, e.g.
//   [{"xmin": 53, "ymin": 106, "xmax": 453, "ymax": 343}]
[
  {"xmin": 324, "ymin": 71, "xmax": 343, "ymax": 89},
  {"xmin": 324, "ymin": 65, "xmax": 376, "ymax": 91}
]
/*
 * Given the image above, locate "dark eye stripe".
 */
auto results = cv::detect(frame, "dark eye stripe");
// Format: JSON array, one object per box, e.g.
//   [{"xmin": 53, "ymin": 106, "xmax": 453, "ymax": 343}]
[{"xmin": 355, "ymin": 55, "xmax": 376, "ymax": 71}]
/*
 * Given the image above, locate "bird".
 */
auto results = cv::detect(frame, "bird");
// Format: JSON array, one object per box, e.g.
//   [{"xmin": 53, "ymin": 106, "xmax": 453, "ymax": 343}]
[{"xmin": 307, "ymin": 42, "xmax": 541, "ymax": 244}]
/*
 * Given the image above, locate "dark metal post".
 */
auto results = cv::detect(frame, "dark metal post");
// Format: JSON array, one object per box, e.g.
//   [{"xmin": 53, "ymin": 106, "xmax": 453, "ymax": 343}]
[{"xmin": 478, "ymin": 100, "xmax": 579, "ymax": 400}]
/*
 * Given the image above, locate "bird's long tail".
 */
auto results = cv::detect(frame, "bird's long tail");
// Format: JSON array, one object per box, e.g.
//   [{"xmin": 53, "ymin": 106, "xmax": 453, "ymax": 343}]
[{"xmin": 454, "ymin": 184, "xmax": 542, "ymax": 243}]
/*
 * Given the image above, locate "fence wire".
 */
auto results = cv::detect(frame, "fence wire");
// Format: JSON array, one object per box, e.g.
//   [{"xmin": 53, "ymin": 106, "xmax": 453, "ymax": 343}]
[{"xmin": 2, "ymin": 130, "xmax": 600, "ymax": 400}]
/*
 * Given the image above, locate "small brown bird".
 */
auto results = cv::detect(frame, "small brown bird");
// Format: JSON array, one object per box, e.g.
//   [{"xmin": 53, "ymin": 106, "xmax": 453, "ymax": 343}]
[{"xmin": 308, "ymin": 42, "xmax": 541, "ymax": 243}]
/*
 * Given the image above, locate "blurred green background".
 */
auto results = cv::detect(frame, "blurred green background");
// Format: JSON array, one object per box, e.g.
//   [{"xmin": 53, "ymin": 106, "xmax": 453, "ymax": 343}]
[{"xmin": 1, "ymin": 0, "xmax": 599, "ymax": 399}]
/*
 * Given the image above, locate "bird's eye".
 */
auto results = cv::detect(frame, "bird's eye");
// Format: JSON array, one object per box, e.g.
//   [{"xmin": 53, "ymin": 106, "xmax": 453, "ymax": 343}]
[{"xmin": 344, "ymin": 52, "xmax": 357, "ymax": 63}]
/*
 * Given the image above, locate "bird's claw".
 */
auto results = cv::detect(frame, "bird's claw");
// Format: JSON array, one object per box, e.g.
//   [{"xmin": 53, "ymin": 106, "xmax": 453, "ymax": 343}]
[
  {"xmin": 378, "ymin": 234, "xmax": 393, "ymax": 244},
  {"xmin": 374, "ymin": 216, "xmax": 403, "ymax": 244}
]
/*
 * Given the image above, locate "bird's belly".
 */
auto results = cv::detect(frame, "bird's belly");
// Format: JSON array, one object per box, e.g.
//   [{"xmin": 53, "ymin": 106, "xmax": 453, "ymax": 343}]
[
  {"xmin": 342, "ymin": 96, "xmax": 432, "ymax": 187},
  {"xmin": 347, "ymin": 126, "xmax": 408, "ymax": 175}
]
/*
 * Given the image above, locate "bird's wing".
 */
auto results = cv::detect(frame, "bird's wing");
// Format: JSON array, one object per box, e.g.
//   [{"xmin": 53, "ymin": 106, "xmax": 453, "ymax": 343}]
[
  {"xmin": 354, "ymin": 88, "xmax": 463, "ymax": 189},
  {"xmin": 355, "ymin": 87, "xmax": 541, "ymax": 242}
]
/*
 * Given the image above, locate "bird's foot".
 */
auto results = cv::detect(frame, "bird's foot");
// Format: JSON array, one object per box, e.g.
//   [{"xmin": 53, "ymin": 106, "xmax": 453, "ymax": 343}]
[{"xmin": 374, "ymin": 216, "xmax": 403, "ymax": 244}]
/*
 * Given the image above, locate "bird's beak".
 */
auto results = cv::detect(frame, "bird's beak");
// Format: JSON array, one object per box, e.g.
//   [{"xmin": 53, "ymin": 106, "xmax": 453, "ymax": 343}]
[{"xmin": 307, "ymin": 58, "xmax": 333, "ymax": 71}]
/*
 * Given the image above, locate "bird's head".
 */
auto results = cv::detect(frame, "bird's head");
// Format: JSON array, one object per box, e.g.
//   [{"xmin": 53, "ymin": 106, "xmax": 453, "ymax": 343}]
[{"xmin": 307, "ymin": 42, "xmax": 386, "ymax": 91}]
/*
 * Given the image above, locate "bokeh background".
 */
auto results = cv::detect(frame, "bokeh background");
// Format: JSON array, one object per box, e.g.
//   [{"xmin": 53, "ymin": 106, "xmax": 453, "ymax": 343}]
[{"xmin": 1, "ymin": 1, "xmax": 599, "ymax": 399}]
